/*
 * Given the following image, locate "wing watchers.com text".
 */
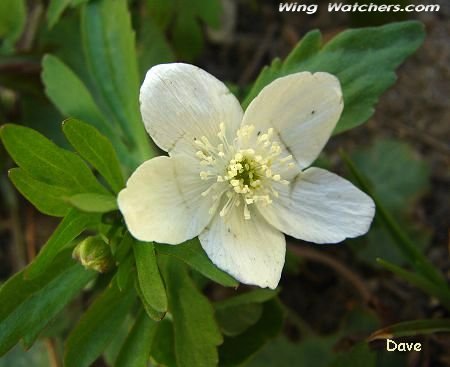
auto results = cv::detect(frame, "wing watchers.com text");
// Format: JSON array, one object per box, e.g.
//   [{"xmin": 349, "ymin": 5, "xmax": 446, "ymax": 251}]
[{"xmin": 279, "ymin": 2, "xmax": 440, "ymax": 15}]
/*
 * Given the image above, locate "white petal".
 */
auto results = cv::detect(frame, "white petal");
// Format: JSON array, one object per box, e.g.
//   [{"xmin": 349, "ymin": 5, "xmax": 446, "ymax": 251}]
[
  {"xmin": 257, "ymin": 167, "xmax": 375, "ymax": 244},
  {"xmin": 242, "ymin": 72, "xmax": 343, "ymax": 169},
  {"xmin": 199, "ymin": 205, "xmax": 285, "ymax": 289},
  {"xmin": 140, "ymin": 63, "xmax": 243, "ymax": 154},
  {"xmin": 118, "ymin": 155, "xmax": 217, "ymax": 244}
]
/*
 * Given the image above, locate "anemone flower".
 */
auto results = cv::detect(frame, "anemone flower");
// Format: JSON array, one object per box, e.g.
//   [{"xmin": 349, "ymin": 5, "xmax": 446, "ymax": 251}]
[{"xmin": 118, "ymin": 63, "xmax": 375, "ymax": 289}]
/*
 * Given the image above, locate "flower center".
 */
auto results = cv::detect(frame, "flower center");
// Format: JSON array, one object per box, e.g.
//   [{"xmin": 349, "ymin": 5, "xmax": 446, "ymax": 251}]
[{"xmin": 195, "ymin": 123, "xmax": 294, "ymax": 220}]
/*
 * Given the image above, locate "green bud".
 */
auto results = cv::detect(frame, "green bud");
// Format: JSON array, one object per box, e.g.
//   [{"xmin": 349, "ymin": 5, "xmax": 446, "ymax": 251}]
[{"xmin": 73, "ymin": 236, "xmax": 114, "ymax": 273}]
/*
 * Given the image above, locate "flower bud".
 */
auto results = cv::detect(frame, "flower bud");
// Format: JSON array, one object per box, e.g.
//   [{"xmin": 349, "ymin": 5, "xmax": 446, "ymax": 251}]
[{"xmin": 72, "ymin": 237, "xmax": 114, "ymax": 273}]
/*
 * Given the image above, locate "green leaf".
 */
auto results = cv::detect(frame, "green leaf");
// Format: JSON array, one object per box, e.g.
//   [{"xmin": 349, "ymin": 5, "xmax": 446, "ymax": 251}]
[
  {"xmin": 192, "ymin": 0, "xmax": 221, "ymax": 27},
  {"xmin": 42, "ymin": 55, "xmax": 118, "ymax": 138},
  {"xmin": 172, "ymin": 13, "xmax": 203, "ymax": 61},
  {"xmin": 0, "ymin": 341, "xmax": 50, "ymax": 367},
  {"xmin": 349, "ymin": 139, "xmax": 432, "ymax": 266},
  {"xmin": 217, "ymin": 303, "xmax": 263, "ymax": 337},
  {"xmin": 64, "ymin": 279, "xmax": 136, "ymax": 367},
  {"xmin": 368, "ymin": 319, "xmax": 450, "ymax": 341},
  {"xmin": 248, "ymin": 336, "xmax": 336, "ymax": 367},
  {"xmin": 0, "ymin": 124, "xmax": 107, "ymax": 194},
  {"xmin": 8, "ymin": 168, "xmax": 71, "ymax": 217},
  {"xmin": 219, "ymin": 299, "xmax": 284, "ymax": 367},
  {"xmin": 355, "ymin": 220, "xmax": 431, "ymax": 267},
  {"xmin": 342, "ymin": 151, "xmax": 447, "ymax": 288},
  {"xmin": 68, "ymin": 193, "xmax": 118, "ymax": 213},
  {"xmin": 147, "ymin": 0, "xmax": 220, "ymax": 61},
  {"xmin": 243, "ymin": 21, "xmax": 425, "ymax": 134},
  {"xmin": 103, "ymin": 315, "xmax": 134, "ymax": 366},
  {"xmin": 146, "ymin": 0, "xmax": 175, "ymax": 29},
  {"xmin": 0, "ymin": 250, "xmax": 95, "ymax": 356},
  {"xmin": 165, "ymin": 259, "xmax": 222, "ymax": 367},
  {"xmin": 215, "ymin": 289, "xmax": 278, "ymax": 336},
  {"xmin": 116, "ymin": 254, "xmax": 134, "ymax": 292},
  {"xmin": 377, "ymin": 258, "xmax": 450, "ymax": 310},
  {"xmin": 155, "ymin": 239, "xmax": 238, "ymax": 287},
  {"xmin": 135, "ymin": 278, "xmax": 166, "ymax": 322},
  {"xmin": 330, "ymin": 343, "xmax": 376, "ymax": 367},
  {"xmin": 115, "ymin": 310, "xmax": 156, "ymax": 367},
  {"xmin": 62, "ymin": 118, "xmax": 125, "ymax": 193},
  {"xmin": 70, "ymin": 0, "xmax": 89, "ymax": 6},
  {"xmin": 133, "ymin": 241, "xmax": 167, "ymax": 313},
  {"xmin": 81, "ymin": 0, "xmax": 153, "ymax": 162},
  {"xmin": 26, "ymin": 209, "xmax": 100, "ymax": 279},
  {"xmin": 0, "ymin": 0, "xmax": 26, "ymax": 52},
  {"xmin": 149, "ymin": 319, "xmax": 176, "ymax": 367},
  {"xmin": 47, "ymin": 0, "xmax": 72, "ymax": 28},
  {"xmin": 114, "ymin": 232, "xmax": 133, "ymax": 264},
  {"xmin": 137, "ymin": 16, "xmax": 174, "ymax": 78},
  {"xmin": 215, "ymin": 289, "xmax": 278, "ymax": 309},
  {"xmin": 352, "ymin": 139, "xmax": 429, "ymax": 212}
]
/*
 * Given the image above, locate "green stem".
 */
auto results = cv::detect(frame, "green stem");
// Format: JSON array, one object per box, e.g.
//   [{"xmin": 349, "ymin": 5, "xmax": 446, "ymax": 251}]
[{"xmin": 377, "ymin": 258, "xmax": 450, "ymax": 311}]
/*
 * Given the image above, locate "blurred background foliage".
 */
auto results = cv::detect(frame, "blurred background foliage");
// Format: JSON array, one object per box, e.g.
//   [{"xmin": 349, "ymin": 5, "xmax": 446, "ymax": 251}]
[{"xmin": 0, "ymin": 0, "xmax": 449, "ymax": 366}]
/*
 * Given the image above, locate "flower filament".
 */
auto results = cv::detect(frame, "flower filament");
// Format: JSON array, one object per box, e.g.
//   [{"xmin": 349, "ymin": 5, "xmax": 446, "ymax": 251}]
[{"xmin": 196, "ymin": 123, "xmax": 293, "ymax": 220}]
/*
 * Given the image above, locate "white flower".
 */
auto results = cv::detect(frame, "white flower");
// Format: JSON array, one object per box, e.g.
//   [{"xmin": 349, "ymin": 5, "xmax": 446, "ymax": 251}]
[{"xmin": 118, "ymin": 63, "xmax": 375, "ymax": 289}]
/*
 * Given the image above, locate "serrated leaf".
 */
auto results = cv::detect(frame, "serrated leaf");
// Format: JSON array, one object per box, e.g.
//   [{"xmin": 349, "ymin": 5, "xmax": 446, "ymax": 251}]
[
  {"xmin": 368, "ymin": 319, "xmax": 450, "ymax": 341},
  {"xmin": 8, "ymin": 168, "xmax": 71, "ymax": 217},
  {"xmin": 155, "ymin": 239, "xmax": 238, "ymax": 287},
  {"xmin": 68, "ymin": 193, "xmax": 118, "ymax": 213},
  {"xmin": 243, "ymin": 21, "xmax": 425, "ymax": 134},
  {"xmin": 0, "ymin": 250, "xmax": 95, "ymax": 356},
  {"xmin": 62, "ymin": 118, "xmax": 124, "ymax": 193},
  {"xmin": 165, "ymin": 259, "xmax": 222, "ymax": 367},
  {"xmin": 134, "ymin": 241, "xmax": 167, "ymax": 313},
  {"xmin": 115, "ymin": 310, "xmax": 156, "ymax": 367},
  {"xmin": 47, "ymin": 0, "xmax": 72, "ymax": 28},
  {"xmin": 81, "ymin": 0, "xmax": 153, "ymax": 163},
  {"xmin": 64, "ymin": 279, "xmax": 136, "ymax": 367},
  {"xmin": 26, "ymin": 209, "xmax": 100, "ymax": 279},
  {"xmin": 219, "ymin": 299, "xmax": 284, "ymax": 367},
  {"xmin": 0, "ymin": 124, "xmax": 107, "ymax": 194}
]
